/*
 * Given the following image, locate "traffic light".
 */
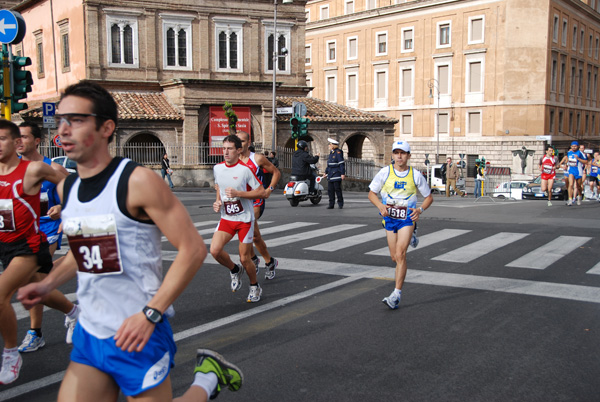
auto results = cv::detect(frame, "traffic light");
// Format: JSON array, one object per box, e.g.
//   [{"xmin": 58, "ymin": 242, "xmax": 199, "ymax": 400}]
[
  {"xmin": 299, "ymin": 116, "xmax": 310, "ymax": 137},
  {"xmin": 290, "ymin": 114, "xmax": 300, "ymax": 139},
  {"xmin": 11, "ymin": 56, "xmax": 32, "ymax": 113}
]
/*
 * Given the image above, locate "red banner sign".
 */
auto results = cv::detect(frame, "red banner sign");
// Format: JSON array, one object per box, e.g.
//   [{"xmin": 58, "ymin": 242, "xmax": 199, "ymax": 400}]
[{"xmin": 209, "ymin": 106, "xmax": 251, "ymax": 155}]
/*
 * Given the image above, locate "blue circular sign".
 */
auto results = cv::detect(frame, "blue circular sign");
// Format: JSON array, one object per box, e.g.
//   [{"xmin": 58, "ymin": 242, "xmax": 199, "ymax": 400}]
[{"xmin": 0, "ymin": 10, "xmax": 25, "ymax": 44}]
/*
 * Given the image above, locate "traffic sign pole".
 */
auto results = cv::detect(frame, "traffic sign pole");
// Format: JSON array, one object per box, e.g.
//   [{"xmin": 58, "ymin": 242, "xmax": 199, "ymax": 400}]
[{"xmin": 2, "ymin": 44, "xmax": 10, "ymax": 120}]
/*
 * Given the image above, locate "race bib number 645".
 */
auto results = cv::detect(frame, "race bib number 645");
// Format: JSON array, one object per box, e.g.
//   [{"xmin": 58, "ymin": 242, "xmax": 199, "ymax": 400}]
[{"xmin": 63, "ymin": 214, "xmax": 123, "ymax": 275}]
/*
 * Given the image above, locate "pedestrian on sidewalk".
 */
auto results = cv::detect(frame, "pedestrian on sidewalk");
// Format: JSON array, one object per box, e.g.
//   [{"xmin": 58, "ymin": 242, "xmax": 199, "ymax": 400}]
[{"xmin": 445, "ymin": 157, "xmax": 465, "ymax": 197}]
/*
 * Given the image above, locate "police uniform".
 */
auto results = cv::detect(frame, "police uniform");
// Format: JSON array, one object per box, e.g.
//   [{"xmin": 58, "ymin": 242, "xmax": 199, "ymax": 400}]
[{"xmin": 325, "ymin": 138, "xmax": 345, "ymax": 208}]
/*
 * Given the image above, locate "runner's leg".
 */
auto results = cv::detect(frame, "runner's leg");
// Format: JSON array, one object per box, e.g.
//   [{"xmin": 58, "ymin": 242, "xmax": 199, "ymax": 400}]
[
  {"xmin": 210, "ymin": 231, "xmax": 236, "ymax": 270},
  {"xmin": 58, "ymin": 361, "xmax": 120, "ymax": 402},
  {"xmin": 388, "ymin": 226, "xmax": 413, "ymax": 290},
  {"xmin": 0, "ymin": 255, "xmax": 39, "ymax": 348}
]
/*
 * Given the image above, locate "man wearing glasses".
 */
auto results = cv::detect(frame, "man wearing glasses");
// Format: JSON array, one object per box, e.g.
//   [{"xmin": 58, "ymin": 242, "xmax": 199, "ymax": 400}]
[{"xmin": 18, "ymin": 81, "xmax": 242, "ymax": 401}]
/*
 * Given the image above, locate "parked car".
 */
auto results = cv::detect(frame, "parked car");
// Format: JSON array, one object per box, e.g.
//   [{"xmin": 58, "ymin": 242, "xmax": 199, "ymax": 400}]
[
  {"xmin": 492, "ymin": 181, "xmax": 529, "ymax": 199},
  {"xmin": 522, "ymin": 174, "xmax": 567, "ymax": 200},
  {"xmin": 51, "ymin": 156, "xmax": 77, "ymax": 174}
]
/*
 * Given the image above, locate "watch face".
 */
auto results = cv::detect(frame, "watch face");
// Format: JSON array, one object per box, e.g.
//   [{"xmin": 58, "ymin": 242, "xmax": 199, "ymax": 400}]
[{"xmin": 144, "ymin": 307, "xmax": 161, "ymax": 323}]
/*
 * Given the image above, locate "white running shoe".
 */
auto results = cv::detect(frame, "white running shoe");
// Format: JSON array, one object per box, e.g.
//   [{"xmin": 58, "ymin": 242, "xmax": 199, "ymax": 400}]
[
  {"xmin": 265, "ymin": 258, "xmax": 278, "ymax": 280},
  {"xmin": 65, "ymin": 314, "xmax": 78, "ymax": 344},
  {"xmin": 230, "ymin": 264, "xmax": 244, "ymax": 292},
  {"xmin": 382, "ymin": 291, "xmax": 400, "ymax": 310},
  {"xmin": 567, "ymin": 200, "xmax": 573, "ymax": 206},
  {"xmin": 547, "ymin": 201, "xmax": 552, "ymax": 207},
  {"xmin": 577, "ymin": 196, "xmax": 581, "ymax": 206},
  {"xmin": 0, "ymin": 353, "xmax": 22, "ymax": 385},
  {"xmin": 246, "ymin": 284, "xmax": 262, "ymax": 303},
  {"xmin": 18, "ymin": 330, "xmax": 45, "ymax": 353}
]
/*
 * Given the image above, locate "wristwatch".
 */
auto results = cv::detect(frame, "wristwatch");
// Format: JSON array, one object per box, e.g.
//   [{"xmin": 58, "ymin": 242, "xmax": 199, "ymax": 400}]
[
  {"xmin": 418, "ymin": 207, "xmax": 424, "ymax": 213},
  {"xmin": 143, "ymin": 306, "xmax": 163, "ymax": 324},
  {"xmin": 269, "ymin": 186, "xmax": 275, "ymax": 191}
]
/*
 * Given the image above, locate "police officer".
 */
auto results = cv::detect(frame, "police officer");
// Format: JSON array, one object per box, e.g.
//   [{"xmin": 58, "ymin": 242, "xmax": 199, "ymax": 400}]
[{"xmin": 325, "ymin": 138, "xmax": 346, "ymax": 209}]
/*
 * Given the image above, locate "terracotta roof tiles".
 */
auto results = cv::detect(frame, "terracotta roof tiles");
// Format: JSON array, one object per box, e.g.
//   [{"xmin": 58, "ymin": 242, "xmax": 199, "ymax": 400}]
[
  {"xmin": 20, "ymin": 91, "xmax": 182, "ymax": 121},
  {"xmin": 277, "ymin": 96, "xmax": 398, "ymax": 124}
]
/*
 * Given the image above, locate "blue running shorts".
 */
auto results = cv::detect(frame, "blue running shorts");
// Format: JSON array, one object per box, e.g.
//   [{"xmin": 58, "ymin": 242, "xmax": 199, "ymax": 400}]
[
  {"xmin": 381, "ymin": 216, "xmax": 415, "ymax": 233},
  {"xmin": 70, "ymin": 318, "xmax": 176, "ymax": 396}
]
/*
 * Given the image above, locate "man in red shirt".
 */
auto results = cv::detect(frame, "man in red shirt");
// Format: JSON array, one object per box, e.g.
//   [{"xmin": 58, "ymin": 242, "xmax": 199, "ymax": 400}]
[{"xmin": 0, "ymin": 120, "xmax": 65, "ymax": 384}]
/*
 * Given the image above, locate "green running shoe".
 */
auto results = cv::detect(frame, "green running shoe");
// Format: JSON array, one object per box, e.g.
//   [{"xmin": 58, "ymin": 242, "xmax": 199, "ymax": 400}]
[{"xmin": 194, "ymin": 349, "xmax": 243, "ymax": 399}]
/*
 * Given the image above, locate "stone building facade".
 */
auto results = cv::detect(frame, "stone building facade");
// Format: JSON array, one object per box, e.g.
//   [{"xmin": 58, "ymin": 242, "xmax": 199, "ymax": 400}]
[
  {"xmin": 305, "ymin": 0, "xmax": 600, "ymax": 176},
  {"xmin": 13, "ymin": 0, "xmax": 310, "ymax": 157}
]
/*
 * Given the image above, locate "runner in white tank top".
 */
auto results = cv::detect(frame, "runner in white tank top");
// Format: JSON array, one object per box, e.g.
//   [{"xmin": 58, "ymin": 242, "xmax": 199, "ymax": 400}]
[{"xmin": 17, "ymin": 82, "xmax": 243, "ymax": 401}]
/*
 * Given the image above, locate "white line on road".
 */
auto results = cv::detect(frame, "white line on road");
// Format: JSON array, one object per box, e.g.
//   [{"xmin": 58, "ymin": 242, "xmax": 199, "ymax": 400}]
[
  {"xmin": 432, "ymin": 232, "xmax": 529, "ymax": 263},
  {"xmin": 265, "ymin": 224, "xmax": 365, "ymax": 248},
  {"xmin": 304, "ymin": 229, "xmax": 386, "ymax": 252},
  {"xmin": 366, "ymin": 229, "xmax": 472, "ymax": 256},
  {"xmin": 586, "ymin": 261, "xmax": 600, "ymax": 275},
  {"xmin": 506, "ymin": 236, "xmax": 592, "ymax": 269},
  {"xmin": 202, "ymin": 221, "xmax": 316, "ymax": 245}
]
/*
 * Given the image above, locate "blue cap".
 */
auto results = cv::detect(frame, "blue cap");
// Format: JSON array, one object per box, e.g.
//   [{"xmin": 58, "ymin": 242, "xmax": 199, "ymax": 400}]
[{"xmin": 571, "ymin": 141, "xmax": 579, "ymax": 146}]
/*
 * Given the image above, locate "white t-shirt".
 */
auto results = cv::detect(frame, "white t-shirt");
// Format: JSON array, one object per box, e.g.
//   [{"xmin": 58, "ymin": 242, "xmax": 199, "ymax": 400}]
[{"xmin": 213, "ymin": 160, "xmax": 262, "ymax": 222}]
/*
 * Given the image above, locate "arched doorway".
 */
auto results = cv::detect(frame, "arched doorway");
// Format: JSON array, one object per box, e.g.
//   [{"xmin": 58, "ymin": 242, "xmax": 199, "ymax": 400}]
[
  {"xmin": 342, "ymin": 133, "xmax": 375, "ymax": 161},
  {"xmin": 123, "ymin": 133, "xmax": 164, "ymax": 165}
]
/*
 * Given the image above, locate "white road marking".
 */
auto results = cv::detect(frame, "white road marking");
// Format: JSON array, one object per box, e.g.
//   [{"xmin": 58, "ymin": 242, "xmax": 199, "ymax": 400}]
[
  {"xmin": 432, "ymin": 232, "xmax": 529, "ymax": 263},
  {"xmin": 366, "ymin": 229, "xmax": 472, "ymax": 256},
  {"xmin": 506, "ymin": 236, "xmax": 592, "ymax": 269},
  {"xmin": 265, "ymin": 224, "xmax": 365, "ymax": 248},
  {"xmin": 305, "ymin": 229, "xmax": 386, "ymax": 252}
]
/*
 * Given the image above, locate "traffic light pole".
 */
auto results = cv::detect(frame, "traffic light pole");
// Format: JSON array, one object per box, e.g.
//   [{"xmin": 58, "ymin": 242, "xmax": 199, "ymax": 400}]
[{"xmin": 2, "ymin": 44, "xmax": 11, "ymax": 120}]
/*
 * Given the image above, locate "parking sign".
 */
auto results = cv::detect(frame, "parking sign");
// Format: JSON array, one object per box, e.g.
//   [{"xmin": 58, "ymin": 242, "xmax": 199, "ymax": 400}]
[{"xmin": 43, "ymin": 102, "xmax": 55, "ymax": 116}]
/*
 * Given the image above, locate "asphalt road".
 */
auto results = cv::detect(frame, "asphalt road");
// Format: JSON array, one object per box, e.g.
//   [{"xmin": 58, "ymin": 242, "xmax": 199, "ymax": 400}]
[{"xmin": 2, "ymin": 190, "xmax": 599, "ymax": 401}]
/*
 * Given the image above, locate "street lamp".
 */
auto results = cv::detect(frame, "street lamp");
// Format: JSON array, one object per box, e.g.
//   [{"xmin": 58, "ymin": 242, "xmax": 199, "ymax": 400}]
[
  {"xmin": 271, "ymin": 0, "xmax": 293, "ymax": 150},
  {"xmin": 428, "ymin": 78, "xmax": 440, "ymax": 165}
]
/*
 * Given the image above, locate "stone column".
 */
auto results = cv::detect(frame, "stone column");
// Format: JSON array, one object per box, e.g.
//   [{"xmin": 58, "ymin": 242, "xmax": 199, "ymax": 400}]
[
  {"xmin": 182, "ymin": 107, "xmax": 199, "ymax": 165},
  {"xmin": 85, "ymin": 4, "xmax": 102, "ymax": 79}
]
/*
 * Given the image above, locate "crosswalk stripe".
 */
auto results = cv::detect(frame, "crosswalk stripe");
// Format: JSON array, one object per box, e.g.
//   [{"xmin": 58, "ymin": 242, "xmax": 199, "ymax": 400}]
[
  {"xmin": 587, "ymin": 262, "xmax": 600, "ymax": 275},
  {"xmin": 265, "ymin": 224, "xmax": 365, "ymax": 248},
  {"xmin": 366, "ymin": 229, "xmax": 472, "ymax": 257},
  {"xmin": 202, "ymin": 222, "xmax": 317, "ymax": 245},
  {"xmin": 305, "ymin": 229, "xmax": 386, "ymax": 252},
  {"xmin": 506, "ymin": 236, "xmax": 592, "ymax": 269},
  {"xmin": 432, "ymin": 232, "xmax": 529, "ymax": 263}
]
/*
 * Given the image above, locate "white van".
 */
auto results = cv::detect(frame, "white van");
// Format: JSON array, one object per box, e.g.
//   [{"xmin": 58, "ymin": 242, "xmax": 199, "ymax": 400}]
[{"xmin": 429, "ymin": 163, "xmax": 466, "ymax": 194}]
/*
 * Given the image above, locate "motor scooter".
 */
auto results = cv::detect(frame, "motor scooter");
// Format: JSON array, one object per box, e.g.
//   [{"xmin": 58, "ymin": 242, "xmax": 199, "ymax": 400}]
[{"xmin": 284, "ymin": 164, "xmax": 324, "ymax": 207}]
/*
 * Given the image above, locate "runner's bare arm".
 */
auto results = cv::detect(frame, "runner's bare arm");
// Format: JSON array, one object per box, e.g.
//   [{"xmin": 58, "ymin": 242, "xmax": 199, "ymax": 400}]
[
  {"xmin": 256, "ymin": 153, "xmax": 281, "ymax": 194},
  {"xmin": 17, "ymin": 251, "xmax": 78, "ymax": 309},
  {"xmin": 214, "ymin": 183, "xmax": 222, "ymax": 212},
  {"xmin": 368, "ymin": 190, "xmax": 388, "ymax": 217},
  {"xmin": 50, "ymin": 161, "xmax": 70, "ymax": 177},
  {"xmin": 22, "ymin": 160, "xmax": 67, "ymax": 195},
  {"xmin": 114, "ymin": 166, "xmax": 207, "ymax": 352},
  {"xmin": 225, "ymin": 184, "xmax": 267, "ymax": 200}
]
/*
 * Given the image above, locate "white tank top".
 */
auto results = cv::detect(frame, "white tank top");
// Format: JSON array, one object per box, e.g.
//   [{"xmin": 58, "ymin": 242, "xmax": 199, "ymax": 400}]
[{"xmin": 62, "ymin": 158, "xmax": 172, "ymax": 339}]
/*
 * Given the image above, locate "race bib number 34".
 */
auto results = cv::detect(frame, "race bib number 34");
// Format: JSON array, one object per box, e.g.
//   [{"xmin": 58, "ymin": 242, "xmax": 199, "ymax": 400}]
[{"xmin": 63, "ymin": 214, "xmax": 123, "ymax": 275}]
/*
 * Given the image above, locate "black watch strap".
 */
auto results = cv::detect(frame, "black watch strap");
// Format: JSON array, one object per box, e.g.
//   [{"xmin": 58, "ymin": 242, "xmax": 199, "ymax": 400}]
[{"xmin": 143, "ymin": 306, "xmax": 163, "ymax": 324}]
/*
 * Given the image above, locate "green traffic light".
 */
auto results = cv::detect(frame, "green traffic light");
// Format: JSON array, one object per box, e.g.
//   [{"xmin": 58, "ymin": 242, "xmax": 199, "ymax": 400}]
[
  {"xmin": 290, "ymin": 115, "xmax": 300, "ymax": 139},
  {"xmin": 11, "ymin": 56, "xmax": 33, "ymax": 112}
]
